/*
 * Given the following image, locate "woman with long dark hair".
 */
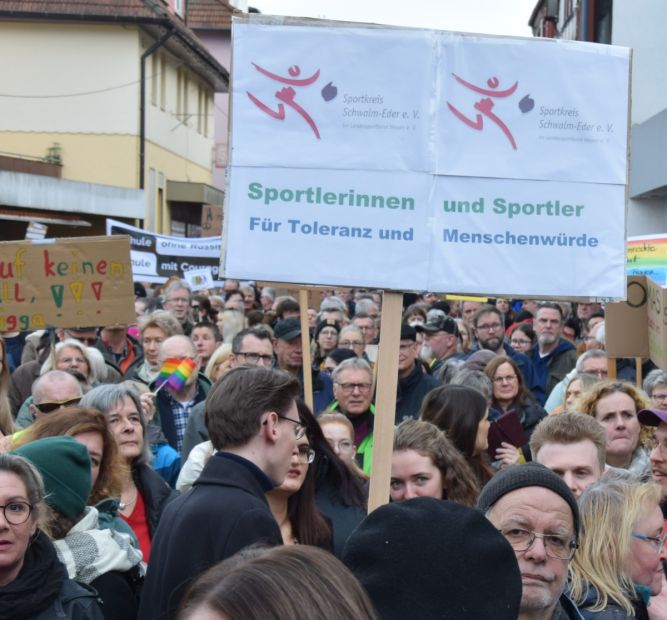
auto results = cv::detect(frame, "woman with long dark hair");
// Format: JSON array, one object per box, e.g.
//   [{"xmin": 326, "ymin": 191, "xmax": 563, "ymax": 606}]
[
  {"xmin": 266, "ymin": 430, "xmax": 331, "ymax": 549},
  {"xmin": 298, "ymin": 401, "xmax": 367, "ymax": 558},
  {"xmin": 419, "ymin": 384, "xmax": 494, "ymax": 485}
]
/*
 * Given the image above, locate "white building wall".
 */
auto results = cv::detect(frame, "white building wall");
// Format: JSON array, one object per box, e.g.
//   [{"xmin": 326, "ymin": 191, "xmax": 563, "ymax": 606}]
[
  {"xmin": 0, "ymin": 22, "xmax": 140, "ymax": 134},
  {"xmin": 613, "ymin": 0, "xmax": 667, "ymax": 234}
]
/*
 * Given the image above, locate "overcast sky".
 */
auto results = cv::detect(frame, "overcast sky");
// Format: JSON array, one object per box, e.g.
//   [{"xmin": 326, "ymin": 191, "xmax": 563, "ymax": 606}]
[{"xmin": 249, "ymin": 0, "xmax": 537, "ymax": 37}]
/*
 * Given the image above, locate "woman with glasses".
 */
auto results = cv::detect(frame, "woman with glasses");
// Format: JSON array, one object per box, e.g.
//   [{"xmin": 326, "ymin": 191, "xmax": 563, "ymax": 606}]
[
  {"xmin": 569, "ymin": 473, "xmax": 667, "ymax": 619},
  {"xmin": 390, "ymin": 419, "xmax": 479, "ymax": 506},
  {"xmin": 508, "ymin": 322, "xmax": 536, "ymax": 356},
  {"xmin": 312, "ymin": 320, "xmax": 341, "ymax": 370},
  {"xmin": 0, "ymin": 452, "xmax": 104, "ymax": 619},
  {"xmin": 266, "ymin": 430, "xmax": 331, "ymax": 549},
  {"xmin": 575, "ymin": 381, "xmax": 651, "ymax": 476},
  {"xmin": 318, "ymin": 412, "xmax": 368, "ymax": 482},
  {"xmin": 484, "ymin": 356, "xmax": 547, "ymax": 464},
  {"xmin": 80, "ymin": 384, "xmax": 177, "ymax": 564}
]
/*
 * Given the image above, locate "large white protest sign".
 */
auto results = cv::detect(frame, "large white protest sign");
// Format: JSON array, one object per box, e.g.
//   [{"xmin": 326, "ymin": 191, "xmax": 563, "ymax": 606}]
[
  {"xmin": 223, "ymin": 17, "xmax": 631, "ymax": 300},
  {"xmin": 107, "ymin": 219, "xmax": 221, "ymax": 283},
  {"xmin": 436, "ymin": 35, "xmax": 629, "ymax": 184}
]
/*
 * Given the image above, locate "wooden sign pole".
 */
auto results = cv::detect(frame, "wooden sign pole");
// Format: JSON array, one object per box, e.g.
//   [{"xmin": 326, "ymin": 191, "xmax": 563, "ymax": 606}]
[
  {"xmin": 298, "ymin": 289, "xmax": 314, "ymax": 412},
  {"xmin": 367, "ymin": 291, "xmax": 403, "ymax": 513}
]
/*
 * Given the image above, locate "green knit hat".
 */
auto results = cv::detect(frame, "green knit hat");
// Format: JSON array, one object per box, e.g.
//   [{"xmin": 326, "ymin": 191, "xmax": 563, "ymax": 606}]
[{"xmin": 13, "ymin": 436, "xmax": 92, "ymax": 519}]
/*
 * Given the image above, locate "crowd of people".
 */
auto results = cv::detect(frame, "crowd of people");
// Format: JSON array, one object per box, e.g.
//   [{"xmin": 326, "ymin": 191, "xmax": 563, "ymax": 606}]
[{"xmin": 0, "ymin": 279, "xmax": 666, "ymax": 619}]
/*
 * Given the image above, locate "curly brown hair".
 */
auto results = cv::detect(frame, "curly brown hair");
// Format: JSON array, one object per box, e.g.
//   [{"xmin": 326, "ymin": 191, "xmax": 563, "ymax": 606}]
[{"xmin": 393, "ymin": 419, "xmax": 480, "ymax": 507}]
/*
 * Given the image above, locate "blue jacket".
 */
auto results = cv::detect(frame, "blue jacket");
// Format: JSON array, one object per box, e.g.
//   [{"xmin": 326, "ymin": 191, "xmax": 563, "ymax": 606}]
[{"xmin": 531, "ymin": 338, "xmax": 577, "ymax": 405}]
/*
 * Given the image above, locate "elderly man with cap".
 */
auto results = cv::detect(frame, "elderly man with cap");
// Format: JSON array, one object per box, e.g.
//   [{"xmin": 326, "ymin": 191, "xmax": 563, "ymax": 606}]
[
  {"xmin": 477, "ymin": 462, "xmax": 583, "ymax": 620},
  {"xmin": 342, "ymin": 497, "xmax": 522, "ymax": 619},
  {"xmin": 415, "ymin": 308, "xmax": 464, "ymax": 377},
  {"xmin": 395, "ymin": 324, "xmax": 439, "ymax": 424},
  {"xmin": 273, "ymin": 318, "xmax": 333, "ymax": 414}
]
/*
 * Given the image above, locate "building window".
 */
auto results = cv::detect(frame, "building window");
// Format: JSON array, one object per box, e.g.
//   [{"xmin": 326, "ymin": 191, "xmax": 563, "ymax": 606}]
[{"xmin": 174, "ymin": 0, "xmax": 184, "ymax": 17}]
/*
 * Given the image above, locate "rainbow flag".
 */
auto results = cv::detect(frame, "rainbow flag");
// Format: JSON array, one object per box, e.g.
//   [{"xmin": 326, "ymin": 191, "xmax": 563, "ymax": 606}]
[{"xmin": 156, "ymin": 357, "xmax": 196, "ymax": 392}]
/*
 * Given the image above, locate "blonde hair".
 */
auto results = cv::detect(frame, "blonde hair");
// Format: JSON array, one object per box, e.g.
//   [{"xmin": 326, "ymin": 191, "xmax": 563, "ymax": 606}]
[
  {"xmin": 574, "ymin": 380, "xmax": 653, "ymax": 447},
  {"xmin": 205, "ymin": 343, "xmax": 233, "ymax": 381},
  {"xmin": 569, "ymin": 473, "xmax": 662, "ymax": 614}
]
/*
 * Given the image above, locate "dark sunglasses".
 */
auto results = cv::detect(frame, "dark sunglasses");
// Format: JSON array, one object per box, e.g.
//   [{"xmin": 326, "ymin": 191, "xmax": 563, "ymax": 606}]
[{"xmin": 34, "ymin": 397, "xmax": 81, "ymax": 414}]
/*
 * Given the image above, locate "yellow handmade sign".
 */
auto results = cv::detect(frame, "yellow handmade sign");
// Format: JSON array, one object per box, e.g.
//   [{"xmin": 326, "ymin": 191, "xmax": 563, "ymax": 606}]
[{"xmin": 0, "ymin": 235, "xmax": 135, "ymax": 331}]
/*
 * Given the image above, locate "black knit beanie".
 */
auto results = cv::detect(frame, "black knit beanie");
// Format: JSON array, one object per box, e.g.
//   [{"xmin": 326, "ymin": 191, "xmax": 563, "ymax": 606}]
[
  {"xmin": 477, "ymin": 462, "xmax": 580, "ymax": 537},
  {"xmin": 342, "ymin": 497, "xmax": 521, "ymax": 620}
]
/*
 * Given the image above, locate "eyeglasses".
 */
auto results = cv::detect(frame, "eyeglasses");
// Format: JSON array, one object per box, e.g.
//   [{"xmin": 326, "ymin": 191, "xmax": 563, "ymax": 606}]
[
  {"xmin": 0, "ymin": 501, "xmax": 33, "ymax": 525},
  {"xmin": 335, "ymin": 382, "xmax": 372, "ymax": 394},
  {"xmin": 328, "ymin": 439, "xmax": 354, "ymax": 452},
  {"xmin": 276, "ymin": 413, "xmax": 306, "ymax": 439},
  {"xmin": 499, "ymin": 528, "xmax": 577, "ymax": 560},
  {"xmin": 34, "ymin": 397, "xmax": 81, "ymax": 414},
  {"xmin": 477, "ymin": 322, "xmax": 502, "ymax": 332},
  {"xmin": 652, "ymin": 392, "xmax": 667, "ymax": 402},
  {"xmin": 646, "ymin": 437, "xmax": 667, "ymax": 458},
  {"xmin": 493, "ymin": 375, "xmax": 517, "ymax": 385},
  {"xmin": 235, "ymin": 352, "xmax": 274, "ymax": 366},
  {"xmin": 632, "ymin": 531, "xmax": 667, "ymax": 553},
  {"xmin": 510, "ymin": 338, "xmax": 531, "ymax": 346},
  {"xmin": 296, "ymin": 445, "xmax": 316, "ymax": 464},
  {"xmin": 339, "ymin": 340, "xmax": 363, "ymax": 347}
]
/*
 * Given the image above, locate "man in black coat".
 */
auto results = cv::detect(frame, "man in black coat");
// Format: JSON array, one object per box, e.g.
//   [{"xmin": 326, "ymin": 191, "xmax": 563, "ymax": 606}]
[{"xmin": 138, "ymin": 366, "xmax": 302, "ymax": 620}]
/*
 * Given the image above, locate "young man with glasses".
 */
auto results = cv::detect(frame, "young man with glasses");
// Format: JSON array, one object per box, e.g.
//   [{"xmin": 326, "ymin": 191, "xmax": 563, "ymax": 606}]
[
  {"xmin": 471, "ymin": 304, "xmax": 543, "ymax": 404},
  {"xmin": 140, "ymin": 366, "xmax": 301, "ymax": 620},
  {"xmin": 327, "ymin": 358, "xmax": 375, "ymax": 474},
  {"xmin": 478, "ymin": 462, "xmax": 582, "ymax": 620}
]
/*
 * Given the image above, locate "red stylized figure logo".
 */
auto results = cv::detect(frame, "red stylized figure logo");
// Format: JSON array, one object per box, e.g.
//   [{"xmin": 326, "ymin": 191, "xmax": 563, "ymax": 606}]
[
  {"xmin": 447, "ymin": 74, "xmax": 519, "ymax": 150},
  {"xmin": 247, "ymin": 63, "xmax": 322, "ymax": 139}
]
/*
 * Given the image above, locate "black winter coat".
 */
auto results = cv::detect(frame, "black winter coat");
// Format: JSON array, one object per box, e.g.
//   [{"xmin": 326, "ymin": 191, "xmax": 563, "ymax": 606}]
[{"xmin": 138, "ymin": 453, "xmax": 282, "ymax": 620}]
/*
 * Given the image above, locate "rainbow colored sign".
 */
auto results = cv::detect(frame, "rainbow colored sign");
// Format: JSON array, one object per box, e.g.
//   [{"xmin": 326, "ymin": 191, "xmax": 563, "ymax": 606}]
[{"xmin": 627, "ymin": 234, "xmax": 667, "ymax": 285}]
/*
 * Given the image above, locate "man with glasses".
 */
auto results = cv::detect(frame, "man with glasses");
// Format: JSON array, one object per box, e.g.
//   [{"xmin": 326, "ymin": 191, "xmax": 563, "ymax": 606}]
[
  {"xmin": 181, "ymin": 326, "xmax": 275, "ymax": 460},
  {"xmin": 163, "ymin": 279, "xmax": 194, "ymax": 336},
  {"xmin": 140, "ymin": 366, "xmax": 301, "ymax": 620},
  {"xmin": 326, "ymin": 358, "xmax": 375, "ymax": 474},
  {"xmin": 478, "ymin": 462, "xmax": 583, "ymax": 620},
  {"xmin": 471, "ymin": 305, "xmax": 542, "ymax": 403}
]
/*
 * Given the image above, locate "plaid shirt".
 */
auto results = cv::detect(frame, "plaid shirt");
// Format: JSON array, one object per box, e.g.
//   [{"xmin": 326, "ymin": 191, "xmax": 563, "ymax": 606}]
[{"xmin": 165, "ymin": 385, "xmax": 199, "ymax": 451}]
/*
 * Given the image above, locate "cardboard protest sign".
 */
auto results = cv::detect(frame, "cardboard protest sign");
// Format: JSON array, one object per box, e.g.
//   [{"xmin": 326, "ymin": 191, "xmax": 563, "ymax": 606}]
[
  {"xmin": 0, "ymin": 236, "xmax": 134, "ymax": 331},
  {"xmin": 628, "ymin": 234, "xmax": 667, "ymax": 285},
  {"xmin": 647, "ymin": 277, "xmax": 667, "ymax": 372},
  {"xmin": 223, "ymin": 17, "xmax": 631, "ymax": 300},
  {"xmin": 107, "ymin": 218, "xmax": 221, "ymax": 283},
  {"xmin": 605, "ymin": 276, "xmax": 649, "ymax": 358}
]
